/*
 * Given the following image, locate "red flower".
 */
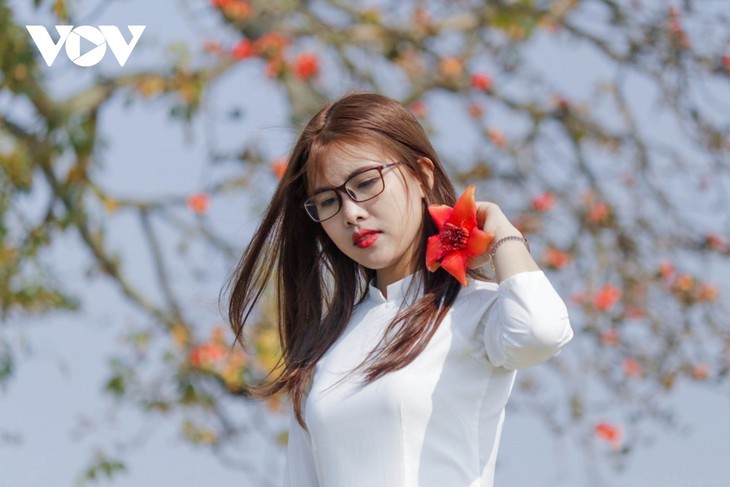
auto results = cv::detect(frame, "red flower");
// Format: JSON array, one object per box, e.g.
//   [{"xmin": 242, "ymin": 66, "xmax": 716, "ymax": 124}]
[
  {"xmin": 623, "ymin": 357, "xmax": 642, "ymax": 378},
  {"xmin": 470, "ymin": 73, "xmax": 492, "ymax": 90},
  {"xmin": 409, "ymin": 101, "xmax": 427, "ymax": 117},
  {"xmin": 252, "ymin": 32, "xmax": 291, "ymax": 58},
  {"xmin": 270, "ymin": 156, "xmax": 287, "ymax": 179},
  {"xmin": 594, "ymin": 283, "xmax": 621, "ymax": 311},
  {"xmin": 692, "ymin": 363, "xmax": 709, "ymax": 380},
  {"xmin": 696, "ymin": 283, "xmax": 718, "ymax": 302},
  {"xmin": 232, "ymin": 39, "xmax": 255, "ymax": 60},
  {"xmin": 266, "ymin": 55, "xmax": 285, "ymax": 78},
  {"xmin": 187, "ymin": 193, "xmax": 209, "ymax": 214},
  {"xmin": 224, "ymin": 1, "xmax": 252, "ymax": 20},
  {"xmin": 426, "ymin": 185, "xmax": 494, "ymax": 286},
  {"xmin": 487, "ymin": 127, "xmax": 506, "ymax": 149},
  {"xmin": 543, "ymin": 246, "xmax": 570, "ymax": 269},
  {"xmin": 705, "ymin": 233, "xmax": 727, "ymax": 250},
  {"xmin": 586, "ymin": 201, "xmax": 610, "ymax": 224},
  {"xmin": 294, "ymin": 52, "xmax": 319, "ymax": 79},
  {"xmin": 658, "ymin": 260, "xmax": 675, "ymax": 281},
  {"xmin": 595, "ymin": 422, "xmax": 622, "ymax": 450},
  {"xmin": 531, "ymin": 191, "xmax": 555, "ymax": 212},
  {"xmin": 188, "ymin": 343, "xmax": 226, "ymax": 368}
]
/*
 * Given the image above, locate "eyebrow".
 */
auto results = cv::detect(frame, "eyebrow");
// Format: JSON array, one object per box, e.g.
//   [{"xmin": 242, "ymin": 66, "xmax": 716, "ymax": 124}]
[{"xmin": 311, "ymin": 164, "xmax": 380, "ymax": 194}]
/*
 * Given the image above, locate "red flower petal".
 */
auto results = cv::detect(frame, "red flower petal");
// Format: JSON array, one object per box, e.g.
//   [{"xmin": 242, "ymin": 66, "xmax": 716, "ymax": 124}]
[
  {"xmin": 440, "ymin": 251, "xmax": 469, "ymax": 286},
  {"xmin": 427, "ymin": 204, "xmax": 452, "ymax": 232},
  {"xmin": 447, "ymin": 184, "xmax": 477, "ymax": 229},
  {"xmin": 426, "ymin": 234, "xmax": 445, "ymax": 271},
  {"xmin": 466, "ymin": 227, "xmax": 493, "ymax": 256}
]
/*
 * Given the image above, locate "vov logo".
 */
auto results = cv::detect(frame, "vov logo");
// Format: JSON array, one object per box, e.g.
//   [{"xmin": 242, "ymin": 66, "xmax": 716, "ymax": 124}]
[{"xmin": 25, "ymin": 25, "xmax": 146, "ymax": 67}]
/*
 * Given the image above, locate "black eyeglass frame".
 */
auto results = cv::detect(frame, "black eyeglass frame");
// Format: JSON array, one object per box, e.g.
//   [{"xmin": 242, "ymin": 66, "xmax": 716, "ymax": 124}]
[{"xmin": 303, "ymin": 161, "xmax": 405, "ymax": 222}]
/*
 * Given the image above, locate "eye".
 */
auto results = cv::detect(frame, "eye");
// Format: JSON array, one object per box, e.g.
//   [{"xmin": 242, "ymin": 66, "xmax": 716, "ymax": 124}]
[
  {"xmin": 357, "ymin": 178, "xmax": 378, "ymax": 190},
  {"xmin": 320, "ymin": 198, "xmax": 336, "ymax": 207}
]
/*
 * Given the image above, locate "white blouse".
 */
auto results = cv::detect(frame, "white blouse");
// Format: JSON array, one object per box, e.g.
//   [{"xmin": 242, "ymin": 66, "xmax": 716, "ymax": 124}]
[{"xmin": 282, "ymin": 269, "xmax": 574, "ymax": 487}]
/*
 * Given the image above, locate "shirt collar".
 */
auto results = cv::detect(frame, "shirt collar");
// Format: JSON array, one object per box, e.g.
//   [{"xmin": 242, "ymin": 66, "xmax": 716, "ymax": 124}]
[{"xmin": 367, "ymin": 271, "xmax": 423, "ymax": 305}]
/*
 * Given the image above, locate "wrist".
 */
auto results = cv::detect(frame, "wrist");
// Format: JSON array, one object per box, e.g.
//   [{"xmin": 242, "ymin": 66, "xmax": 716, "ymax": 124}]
[
  {"xmin": 488, "ymin": 225, "xmax": 523, "ymax": 250},
  {"xmin": 486, "ymin": 231, "xmax": 530, "ymax": 274}
]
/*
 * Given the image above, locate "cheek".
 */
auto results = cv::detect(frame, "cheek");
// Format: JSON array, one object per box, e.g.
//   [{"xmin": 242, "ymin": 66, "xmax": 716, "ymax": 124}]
[
  {"xmin": 399, "ymin": 189, "xmax": 424, "ymax": 222},
  {"xmin": 320, "ymin": 222, "xmax": 335, "ymax": 239},
  {"xmin": 321, "ymin": 222, "xmax": 345, "ymax": 245}
]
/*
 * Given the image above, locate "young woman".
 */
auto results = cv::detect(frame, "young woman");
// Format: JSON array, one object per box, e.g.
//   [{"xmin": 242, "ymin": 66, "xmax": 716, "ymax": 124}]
[{"xmin": 223, "ymin": 91, "xmax": 574, "ymax": 486}]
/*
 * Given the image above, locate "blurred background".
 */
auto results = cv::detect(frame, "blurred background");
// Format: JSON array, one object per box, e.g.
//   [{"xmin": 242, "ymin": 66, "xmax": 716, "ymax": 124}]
[{"xmin": 1, "ymin": 0, "xmax": 729, "ymax": 485}]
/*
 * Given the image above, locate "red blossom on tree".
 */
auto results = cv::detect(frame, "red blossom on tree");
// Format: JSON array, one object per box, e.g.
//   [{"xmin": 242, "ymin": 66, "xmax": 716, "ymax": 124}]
[
  {"xmin": 696, "ymin": 283, "xmax": 718, "ymax": 302},
  {"xmin": 266, "ymin": 55, "xmax": 285, "ymax": 78},
  {"xmin": 587, "ymin": 201, "xmax": 610, "ymax": 224},
  {"xmin": 252, "ymin": 33, "xmax": 291, "ymax": 58},
  {"xmin": 487, "ymin": 127, "xmax": 506, "ymax": 149},
  {"xmin": 270, "ymin": 157, "xmax": 287, "ymax": 179},
  {"xmin": 624, "ymin": 357, "xmax": 643, "ymax": 378},
  {"xmin": 231, "ymin": 39, "xmax": 255, "ymax": 60},
  {"xmin": 594, "ymin": 283, "xmax": 621, "ymax": 311},
  {"xmin": 595, "ymin": 422, "xmax": 623, "ymax": 450},
  {"xmin": 470, "ymin": 73, "xmax": 492, "ymax": 90},
  {"xmin": 692, "ymin": 363, "xmax": 709, "ymax": 380},
  {"xmin": 532, "ymin": 191, "xmax": 555, "ymax": 212},
  {"xmin": 704, "ymin": 234, "xmax": 727, "ymax": 251},
  {"xmin": 293, "ymin": 52, "xmax": 319, "ymax": 79},
  {"xmin": 408, "ymin": 101, "xmax": 427, "ymax": 117},
  {"xmin": 188, "ymin": 343, "xmax": 227, "ymax": 368},
  {"xmin": 212, "ymin": 0, "xmax": 252, "ymax": 21},
  {"xmin": 187, "ymin": 193, "xmax": 209, "ymax": 214},
  {"xmin": 543, "ymin": 247, "xmax": 571, "ymax": 269},
  {"xmin": 658, "ymin": 260, "xmax": 675, "ymax": 281}
]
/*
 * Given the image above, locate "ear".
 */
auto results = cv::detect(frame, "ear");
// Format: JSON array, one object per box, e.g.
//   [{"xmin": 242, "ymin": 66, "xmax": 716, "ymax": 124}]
[{"xmin": 417, "ymin": 157, "xmax": 435, "ymax": 195}]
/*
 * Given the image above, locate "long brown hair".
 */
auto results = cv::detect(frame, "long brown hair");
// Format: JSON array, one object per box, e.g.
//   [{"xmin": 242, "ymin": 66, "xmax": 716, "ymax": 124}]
[{"xmin": 220, "ymin": 91, "xmax": 491, "ymax": 431}]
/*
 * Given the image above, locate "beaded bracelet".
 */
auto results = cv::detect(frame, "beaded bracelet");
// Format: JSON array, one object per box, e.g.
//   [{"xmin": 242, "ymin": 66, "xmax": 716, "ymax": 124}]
[{"xmin": 487, "ymin": 235, "xmax": 530, "ymax": 274}]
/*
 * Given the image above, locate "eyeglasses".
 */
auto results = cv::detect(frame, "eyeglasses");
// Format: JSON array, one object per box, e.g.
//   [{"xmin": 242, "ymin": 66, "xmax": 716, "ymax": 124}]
[{"xmin": 303, "ymin": 161, "xmax": 404, "ymax": 222}]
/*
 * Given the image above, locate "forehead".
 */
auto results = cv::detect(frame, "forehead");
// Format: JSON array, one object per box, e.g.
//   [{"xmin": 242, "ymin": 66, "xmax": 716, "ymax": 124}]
[{"xmin": 308, "ymin": 142, "xmax": 392, "ymax": 191}]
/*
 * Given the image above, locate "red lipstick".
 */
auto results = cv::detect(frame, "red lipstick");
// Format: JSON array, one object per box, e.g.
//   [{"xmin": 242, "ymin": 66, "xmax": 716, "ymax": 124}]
[{"xmin": 353, "ymin": 230, "xmax": 381, "ymax": 248}]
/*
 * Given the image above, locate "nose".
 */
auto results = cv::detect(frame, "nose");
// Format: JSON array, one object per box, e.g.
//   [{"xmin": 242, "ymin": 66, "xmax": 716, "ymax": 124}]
[{"xmin": 339, "ymin": 190, "xmax": 368, "ymax": 225}]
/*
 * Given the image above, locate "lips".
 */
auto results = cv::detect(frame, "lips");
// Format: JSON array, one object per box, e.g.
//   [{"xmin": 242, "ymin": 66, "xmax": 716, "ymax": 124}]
[{"xmin": 353, "ymin": 230, "xmax": 381, "ymax": 245}]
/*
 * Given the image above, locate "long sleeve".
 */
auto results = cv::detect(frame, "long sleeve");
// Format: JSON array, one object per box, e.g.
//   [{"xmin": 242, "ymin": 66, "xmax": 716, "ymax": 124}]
[
  {"xmin": 283, "ymin": 403, "xmax": 320, "ymax": 487},
  {"xmin": 481, "ymin": 269, "xmax": 574, "ymax": 370}
]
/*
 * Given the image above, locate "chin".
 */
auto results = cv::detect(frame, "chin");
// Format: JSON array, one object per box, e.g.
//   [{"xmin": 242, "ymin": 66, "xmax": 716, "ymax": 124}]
[{"xmin": 351, "ymin": 254, "xmax": 389, "ymax": 270}]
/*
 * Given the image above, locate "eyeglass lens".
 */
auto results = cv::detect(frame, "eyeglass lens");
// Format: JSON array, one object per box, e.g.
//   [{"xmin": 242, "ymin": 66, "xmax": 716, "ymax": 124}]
[{"xmin": 305, "ymin": 167, "xmax": 384, "ymax": 221}]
